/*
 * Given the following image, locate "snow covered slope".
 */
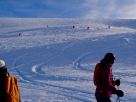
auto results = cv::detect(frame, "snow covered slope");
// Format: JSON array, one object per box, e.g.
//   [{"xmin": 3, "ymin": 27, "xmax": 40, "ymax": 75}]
[{"xmin": 0, "ymin": 18, "xmax": 136, "ymax": 102}]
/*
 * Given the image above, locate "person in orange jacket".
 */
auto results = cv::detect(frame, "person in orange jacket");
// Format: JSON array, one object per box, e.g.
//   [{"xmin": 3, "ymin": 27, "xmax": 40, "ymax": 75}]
[{"xmin": 0, "ymin": 60, "xmax": 21, "ymax": 102}]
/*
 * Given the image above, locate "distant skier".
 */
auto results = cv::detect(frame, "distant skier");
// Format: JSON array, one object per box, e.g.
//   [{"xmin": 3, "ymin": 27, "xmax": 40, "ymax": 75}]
[
  {"xmin": 87, "ymin": 27, "xmax": 89, "ymax": 30},
  {"xmin": 19, "ymin": 33, "xmax": 21, "ymax": 36},
  {"xmin": 94, "ymin": 53, "xmax": 124, "ymax": 102}
]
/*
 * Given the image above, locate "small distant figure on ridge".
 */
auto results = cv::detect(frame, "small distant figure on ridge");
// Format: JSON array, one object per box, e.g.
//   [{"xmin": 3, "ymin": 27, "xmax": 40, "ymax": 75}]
[
  {"xmin": 73, "ymin": 26, "xmax": 75, "ymax": 28},
  {"xmin": 19, "ymin": 33, "xmax": 21, "ymax": 36},
  {"xmin": 87, "ymin": 27, "xmax": 89, "ymax": 30},
  {"xmin": 47, "ymin": 25, "xmax": 49, "ymax": 27},
  {"xmin": 108, "ymin": 25, "xmax": 111, "ymax": 29}
]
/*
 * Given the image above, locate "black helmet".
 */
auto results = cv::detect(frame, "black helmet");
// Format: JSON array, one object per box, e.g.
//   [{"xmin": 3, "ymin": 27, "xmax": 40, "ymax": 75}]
[{"xmin": 104, "ymin": 53, "xmax": 115, "ymax": 63}]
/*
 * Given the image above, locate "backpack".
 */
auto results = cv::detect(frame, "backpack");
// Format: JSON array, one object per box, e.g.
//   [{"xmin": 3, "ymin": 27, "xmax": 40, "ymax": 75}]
[
  {"xmin": 93, "ymin": 63, "xmax": 101, "ymax": 86},
  {"xmin": 5, "ymin": 76, "xmax": 21, "ymax": 102},
  {"xmin": 93, "ymin": 63, "xmax": 116, "ymax": 86}
]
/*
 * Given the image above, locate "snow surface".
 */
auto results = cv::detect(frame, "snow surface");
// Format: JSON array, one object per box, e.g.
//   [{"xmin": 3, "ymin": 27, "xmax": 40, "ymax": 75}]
[{"xmin": 0, "ymin": 18, "xmax": 136, "ymax": 102}]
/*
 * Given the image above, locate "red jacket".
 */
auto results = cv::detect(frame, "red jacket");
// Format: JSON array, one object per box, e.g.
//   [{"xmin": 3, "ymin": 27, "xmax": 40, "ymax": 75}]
[{"xmin": 95, "ymin": 59, "xmax": 115, "ymax": 97}]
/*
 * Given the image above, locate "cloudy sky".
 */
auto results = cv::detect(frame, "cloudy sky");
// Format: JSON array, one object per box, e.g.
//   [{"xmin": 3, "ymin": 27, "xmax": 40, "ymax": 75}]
[{"xmin": 1, "ymin": 0, "xmax": 136, "ymax": 18}]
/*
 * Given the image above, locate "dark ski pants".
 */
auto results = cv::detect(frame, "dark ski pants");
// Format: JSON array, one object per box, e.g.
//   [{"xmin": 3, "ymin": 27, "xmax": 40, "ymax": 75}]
[{"xmin": 96, "ymin": 96, "xmax": 112, "ymax": 102}]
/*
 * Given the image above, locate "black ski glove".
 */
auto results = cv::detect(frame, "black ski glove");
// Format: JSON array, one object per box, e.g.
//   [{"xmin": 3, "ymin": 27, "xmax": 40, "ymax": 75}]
[
  {"xmin": 112, "ymin": 87, "xmax": 117, "ymax": 94},
  {"xmin": 116, "ymin": 90, "xmax": 124, "ymax": 97},
  {"xmin": 112, "ymin": 88, "xmax": 124, "ymax": 97},
  {"xmin": 115, "ymin": 79, "xmax": 120, "ymax": 86}
]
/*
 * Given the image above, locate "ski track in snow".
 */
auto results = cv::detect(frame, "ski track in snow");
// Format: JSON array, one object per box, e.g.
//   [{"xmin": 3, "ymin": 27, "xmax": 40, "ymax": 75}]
[
  {"xmin": 11, "ymin": 42, "xmax": 94, "ymax": 102},
  {"xmin": 13, "ymin": 52, "xmax": 93, "ymax": 102}
]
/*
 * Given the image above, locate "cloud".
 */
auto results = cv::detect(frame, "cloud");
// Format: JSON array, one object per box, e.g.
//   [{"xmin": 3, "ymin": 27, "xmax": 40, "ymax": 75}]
[
  {"xmin": 38, "ymin": 0, "xmax": 87, "ymax": 18},
  {"xmin": 115, "ymin": 4, "xmax": 136, "ymax": 19},
  {"xmin": 82, "ymin": 0, "xmax": 136, "ymax": 19}
]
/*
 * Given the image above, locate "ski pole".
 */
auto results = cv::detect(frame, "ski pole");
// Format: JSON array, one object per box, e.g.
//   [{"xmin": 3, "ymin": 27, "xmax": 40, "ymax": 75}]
[{"xmin": 116, "ymin": 86, "xmax": 120, "ymax": 102}]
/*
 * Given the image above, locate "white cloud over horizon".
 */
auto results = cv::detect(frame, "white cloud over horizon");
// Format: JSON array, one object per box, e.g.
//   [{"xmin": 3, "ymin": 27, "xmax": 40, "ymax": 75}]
[
  {"xmin": 82, "ymin": 0, "xmax": 136, "ymax": 19},
  {"xmin": 0, "ymin": 0, "xmax": 136, "ymax": 18}
]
